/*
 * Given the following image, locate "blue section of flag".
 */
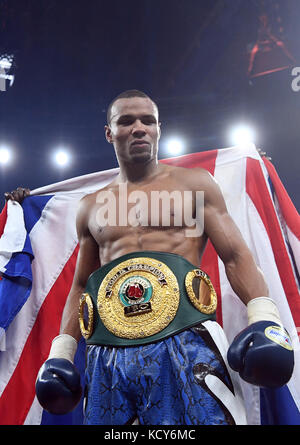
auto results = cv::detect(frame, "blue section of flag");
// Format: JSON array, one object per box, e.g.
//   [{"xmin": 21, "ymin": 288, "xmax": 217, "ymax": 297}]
[
  {"xmin": 0, "ymin": 195, "xmax": 54, "ymax": 336},
  {"xmin": 22, "ymin": 196, "xmax": 53, "ymax": 233},
  {"xmin": 0, "ymin": 256, "xmax": 32, "ymax": 333},
  {"xmin": 260, "ymin": 385, "xmax": 300, "ymax": 425}
]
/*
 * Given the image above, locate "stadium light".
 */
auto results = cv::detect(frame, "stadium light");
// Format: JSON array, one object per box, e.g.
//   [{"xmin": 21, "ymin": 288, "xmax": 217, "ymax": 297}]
[
  {"xmin": 0, "ymin": 146, "xmax": 12, "ymax": 165},
  {"xmin": 53, "ymin": 148, "xmax": 71, "ymax": 167},
  {"xmin": 230, "ymin": 124, "xmax": 255, "ymax": 148},
  {"xmin": 165, "ymin": 138, "xmax": 185, "ymax": 156},
  {"xmin": 0, "ymin": 54, "xmax": 15, "ymax": 91}
]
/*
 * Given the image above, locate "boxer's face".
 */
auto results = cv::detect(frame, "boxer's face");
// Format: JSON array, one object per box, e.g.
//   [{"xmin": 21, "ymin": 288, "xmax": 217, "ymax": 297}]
[{"xmin": 105, "ymin": 97, "xmax": 161, "ymax": 164}]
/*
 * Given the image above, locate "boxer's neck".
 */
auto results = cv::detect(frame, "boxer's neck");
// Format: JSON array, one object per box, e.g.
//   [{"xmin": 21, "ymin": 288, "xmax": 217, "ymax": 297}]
[{"xmin": 118, "ymin": 158, "xmax": 162, "ymax": 184}]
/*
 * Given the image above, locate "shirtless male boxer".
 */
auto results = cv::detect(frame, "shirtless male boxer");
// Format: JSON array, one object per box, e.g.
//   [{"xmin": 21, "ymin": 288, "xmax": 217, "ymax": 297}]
[{"xmin": 7, "ymin": 90, "xmax": 294, "ymax": 425}]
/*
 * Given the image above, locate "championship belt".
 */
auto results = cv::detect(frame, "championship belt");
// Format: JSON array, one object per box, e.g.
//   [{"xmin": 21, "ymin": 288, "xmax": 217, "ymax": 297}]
[{"xmin": 79, "ymin": 251, "xmax": 217, "ymax": 346}]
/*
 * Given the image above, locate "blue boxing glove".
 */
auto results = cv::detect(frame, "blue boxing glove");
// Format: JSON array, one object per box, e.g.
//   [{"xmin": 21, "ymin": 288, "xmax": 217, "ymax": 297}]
[
  {"xmin": 227, "ymin": 297, "xmax": 294, "ymax": 388},
  {"xmin": 36, "ymin": 335, "xmax": 82, "ymax": 415}
]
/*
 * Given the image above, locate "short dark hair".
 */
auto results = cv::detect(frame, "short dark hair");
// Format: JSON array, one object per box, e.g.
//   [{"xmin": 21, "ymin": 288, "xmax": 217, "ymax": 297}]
[{"xmin": 106, "ymin": 89, "xmax": 158, "ymax": 125}]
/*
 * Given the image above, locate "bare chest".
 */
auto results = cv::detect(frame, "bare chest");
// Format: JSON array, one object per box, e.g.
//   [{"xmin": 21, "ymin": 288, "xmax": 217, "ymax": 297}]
[{"xmin": 88, "ymin": 179, "xmax": 203, "ymax": 243}]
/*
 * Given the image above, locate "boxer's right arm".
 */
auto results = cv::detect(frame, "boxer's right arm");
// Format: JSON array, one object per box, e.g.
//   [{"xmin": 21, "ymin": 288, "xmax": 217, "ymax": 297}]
[{"xmin": 36, "ymin": 196, "xmax": 100, "ymax": 414}]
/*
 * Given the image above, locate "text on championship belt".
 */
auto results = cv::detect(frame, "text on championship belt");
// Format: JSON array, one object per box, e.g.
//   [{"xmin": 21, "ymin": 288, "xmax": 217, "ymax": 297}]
[{"xmin": 105, "ymin": 263, "xmax": 168, "ymax": 298}]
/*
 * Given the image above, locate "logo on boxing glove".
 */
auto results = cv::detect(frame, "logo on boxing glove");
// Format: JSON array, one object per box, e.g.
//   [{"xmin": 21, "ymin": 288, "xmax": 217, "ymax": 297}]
[{"xmin": 264, "ymin": 325, "xmax": 293, "ymax": 351}]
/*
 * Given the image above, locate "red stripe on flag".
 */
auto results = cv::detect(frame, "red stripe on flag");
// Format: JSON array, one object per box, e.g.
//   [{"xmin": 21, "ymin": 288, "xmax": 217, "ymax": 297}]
[
  {"xmin": 0, "ymin": 203, "xmax": 7, "ymax": 281},
  {"xmin": 0, "ymin": 203, "xmax": 7, "ymax": 238},
  {"xmin": 0, "ymin": 245, "xmax": 79, "ymax": 425},
  {"xmin": 246, "ymin": 158, "xmax": 300, "ymax": 327},
  {"xmin": 160, "ymin": 149, "xmax": 218, "ymax": 175},
  {"xmin": 262, "ymin": 157, "xmax": 300, "ymax": 240}
]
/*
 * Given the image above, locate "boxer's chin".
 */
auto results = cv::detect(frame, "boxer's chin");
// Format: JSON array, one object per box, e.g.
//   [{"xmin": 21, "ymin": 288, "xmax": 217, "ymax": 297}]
[{"xmin": 130, "ymin": 151, "xmax": 152, "ymax": 163}]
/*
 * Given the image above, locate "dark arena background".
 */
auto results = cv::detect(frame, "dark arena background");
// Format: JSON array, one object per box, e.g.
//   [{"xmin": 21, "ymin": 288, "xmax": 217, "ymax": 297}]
[{"xmin": 0, "ymin": 0, "xmax": 299, "ymax": 210}]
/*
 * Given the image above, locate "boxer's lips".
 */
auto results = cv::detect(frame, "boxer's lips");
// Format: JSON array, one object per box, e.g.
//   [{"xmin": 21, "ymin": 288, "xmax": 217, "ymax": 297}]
[{"xmin": 130, "ymin": 140, "xmax": 150, "ymax": 149}]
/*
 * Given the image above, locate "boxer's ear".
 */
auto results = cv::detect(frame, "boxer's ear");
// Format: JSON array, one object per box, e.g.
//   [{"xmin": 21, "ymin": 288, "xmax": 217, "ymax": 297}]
[{"xmin": 105, "ymin": 125, "xmax": 113, "ymax": 144}]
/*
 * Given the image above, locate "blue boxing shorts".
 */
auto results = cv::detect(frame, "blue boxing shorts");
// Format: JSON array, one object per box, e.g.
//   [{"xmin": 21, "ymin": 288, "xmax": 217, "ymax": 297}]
[{"xmin": 83, "ymin": 320, "xmax": 247, "ymax": 425}]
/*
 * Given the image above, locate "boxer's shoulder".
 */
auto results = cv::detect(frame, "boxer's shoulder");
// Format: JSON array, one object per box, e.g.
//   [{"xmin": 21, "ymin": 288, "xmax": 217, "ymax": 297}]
[
  {"xmin": 79, "ymin": 180, "xmax": 117, "ymax": 205},
  {"xmin": 167, "ymin": 164, "xmax": 216, "ymax": 192}
]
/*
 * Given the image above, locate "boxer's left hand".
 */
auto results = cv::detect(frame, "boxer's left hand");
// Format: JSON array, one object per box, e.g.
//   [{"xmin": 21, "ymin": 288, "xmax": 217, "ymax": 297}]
[
  {"xmin": 227, "ymin": 297, "xmax": 294, "ymax": 388},
  {"xmin": 4, "ymin": 187, "xmax": 30, "ymax": 203}
]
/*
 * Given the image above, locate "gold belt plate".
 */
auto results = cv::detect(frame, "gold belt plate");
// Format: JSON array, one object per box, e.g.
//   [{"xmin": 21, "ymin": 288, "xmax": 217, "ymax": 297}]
[
  {"xmin": 97, "ymin": 257, "xmax": 180, "ymax": 339},
  {"xmin": 185, "ymin": 269, "xmax": 217, "ymax": 314},
  {"xmin": 79, "ymin": 293, "xmax": 94, "ymax": 340}
]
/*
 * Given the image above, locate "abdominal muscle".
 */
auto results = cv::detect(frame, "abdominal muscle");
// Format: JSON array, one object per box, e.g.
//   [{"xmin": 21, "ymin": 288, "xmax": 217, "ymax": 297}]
[{"xmin": 97, "ymin": 224, "xmax": 207, "ymax": 268}]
